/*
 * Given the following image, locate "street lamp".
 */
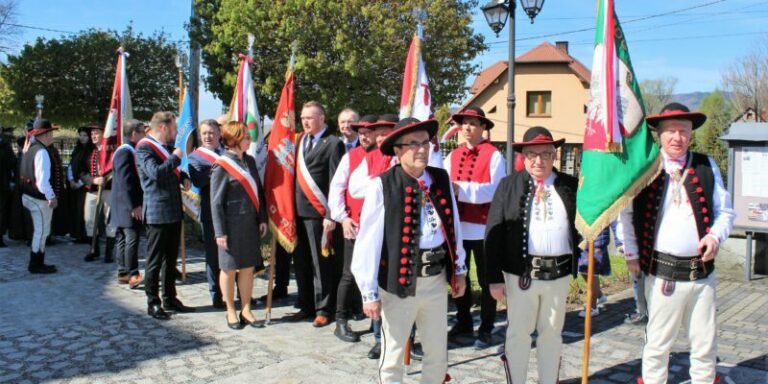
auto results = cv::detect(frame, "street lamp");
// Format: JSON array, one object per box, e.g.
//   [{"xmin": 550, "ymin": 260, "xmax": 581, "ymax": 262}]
[
  {"xmin": 34, "ymin": 94, "xmax": 44, "ymax": 118},
  {"xmin": 175, "ymin": 53, "xmax": 188, "ymax": 114},
  {"xmin": 481, "ymin": 0, "xmax": 545, "ymax": 172}
]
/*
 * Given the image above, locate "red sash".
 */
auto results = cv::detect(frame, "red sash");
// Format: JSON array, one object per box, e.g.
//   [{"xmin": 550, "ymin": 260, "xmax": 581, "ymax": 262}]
[
  {"xmin": 296, "ymin": 133, "xmax": 329, "ymax": 217},
  {"xmin": 192, "ymin": 147, "xmax": 220, "ymax": 165},
  {"xmin": 215, "ymin": 156, "xmax": 260, "ymax": 213},
  {"xmin": 138, "ymin": 138, "xmax": 180, "ymax": 179}
]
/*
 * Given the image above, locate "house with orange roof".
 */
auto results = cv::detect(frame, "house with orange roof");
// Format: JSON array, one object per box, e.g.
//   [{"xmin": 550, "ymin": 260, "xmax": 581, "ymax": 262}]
[{"xmin": 460, "ymin": 41, "xmax": 590, "ymax": 175}]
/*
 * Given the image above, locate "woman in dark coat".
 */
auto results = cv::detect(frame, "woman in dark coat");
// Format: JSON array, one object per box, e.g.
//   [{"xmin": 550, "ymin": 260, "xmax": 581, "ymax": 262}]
[
  {"xmin": 210, "ymin": 121, "xmax": 267, "ymax": 330},
  {"xmin": 67, "ymin": 127, "xmax": 93, "ymax": 242}
]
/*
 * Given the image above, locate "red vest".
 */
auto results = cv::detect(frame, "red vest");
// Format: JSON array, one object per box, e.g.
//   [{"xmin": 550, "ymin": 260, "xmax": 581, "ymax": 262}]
[
  {"xmin": 449, "ymin": 141, "xmax": 497, "ymax": 224},
  {"xmin": 345, "ymin": 146, "xmax": 366, "ymax": 223}
]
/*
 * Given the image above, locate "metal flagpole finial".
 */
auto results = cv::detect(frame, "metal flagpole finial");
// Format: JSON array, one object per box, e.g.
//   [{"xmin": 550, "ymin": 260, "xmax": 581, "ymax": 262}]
[
  {"xmin": 247, "ymin": 33, "xmax": 255, "ymax": 56},
  {"xmin": 413, "ymin": 8, "xmax": 427, "ymax": 38}
]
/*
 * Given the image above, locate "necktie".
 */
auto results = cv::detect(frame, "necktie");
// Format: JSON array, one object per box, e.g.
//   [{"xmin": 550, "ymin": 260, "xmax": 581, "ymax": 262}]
[
  {"xmin": 345, "ymin": 143, "xmax": 353, "ymax": 152},
  {"xmin": 304, "ymin": 135, "xmax": 314, "ymax": 155}
]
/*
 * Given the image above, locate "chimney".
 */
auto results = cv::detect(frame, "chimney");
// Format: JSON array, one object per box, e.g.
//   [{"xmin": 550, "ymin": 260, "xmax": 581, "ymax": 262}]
[{"xmin": 556, "ymin": 41, "xmax": 569, "ymax": 54}]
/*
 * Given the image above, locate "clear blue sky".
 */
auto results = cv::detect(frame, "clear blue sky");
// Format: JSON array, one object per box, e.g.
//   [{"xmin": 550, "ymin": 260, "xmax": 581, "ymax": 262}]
[{"xmin": 6, "ymin": 0, "xmax": 768, "ymax": 118}]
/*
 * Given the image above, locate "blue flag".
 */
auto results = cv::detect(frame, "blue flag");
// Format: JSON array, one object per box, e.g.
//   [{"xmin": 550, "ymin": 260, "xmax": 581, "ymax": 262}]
[{"xmin": 175, "ymin": 90, "xmax": 201, "ymax": 221}]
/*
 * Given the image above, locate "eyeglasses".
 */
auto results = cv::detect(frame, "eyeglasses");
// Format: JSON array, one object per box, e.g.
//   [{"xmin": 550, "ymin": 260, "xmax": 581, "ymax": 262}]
[
  {"xmin": 522, "ymin": 151, "xmax": 556, "ymax": 160},
  {"xmin": 393, "ymin": 139, "xmax": 431, "ymax": 151}
]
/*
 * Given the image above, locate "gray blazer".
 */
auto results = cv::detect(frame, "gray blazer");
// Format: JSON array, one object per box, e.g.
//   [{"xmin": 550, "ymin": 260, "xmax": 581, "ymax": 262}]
[{"xmin": 210, "ymin": 152, "xmax": 266, "ymax": 269}]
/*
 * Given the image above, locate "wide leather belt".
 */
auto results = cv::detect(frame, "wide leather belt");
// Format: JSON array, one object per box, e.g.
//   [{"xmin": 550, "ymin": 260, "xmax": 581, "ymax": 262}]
[
  {"xmin": 650, "ymin": 252, "xmax": 714, "ymax": 282},
  {"xmin": 416, "ymin": 245, "xmax": 446, "ymax": 277},
  {"xmin": 525, "ymin": 254, "xmax": 571, "ymax": 281}
]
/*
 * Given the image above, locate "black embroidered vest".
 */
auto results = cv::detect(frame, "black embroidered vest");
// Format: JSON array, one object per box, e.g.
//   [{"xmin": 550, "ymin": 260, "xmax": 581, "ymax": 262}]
[
  {"xmin": 631, "ymin": 151, "xmax": 715, "ymax": 273},
  {"xmin": 484, "ymin": 170, "xmax": 579, "ymax": 284},
  {"xmin": 20, "ymin": 141, "xmax": 61, "ymax": 200},
  {"xmin": 378, "ymin": 165, "xmax": 459, "ymax": 298}
]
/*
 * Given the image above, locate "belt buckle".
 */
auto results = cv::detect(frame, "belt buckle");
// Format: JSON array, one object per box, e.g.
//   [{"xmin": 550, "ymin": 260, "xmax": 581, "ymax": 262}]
[
  {"xmin": 689, "ymin": 270, "xmax": 699, "ymax": 280},
  {"xmin": 531, "ymin": 257, "xmax": 543, "ymax": 268},
  {"xmin": 690, "ymin": 258, "xmax": 700, "ymax": 270},
  {"xmin": 421, "ymin": 264, "xmax": 430, "ymax": 277},
  {"xmin": 530, "ymin": 269, "xmax": 540, "ymax": 280}
]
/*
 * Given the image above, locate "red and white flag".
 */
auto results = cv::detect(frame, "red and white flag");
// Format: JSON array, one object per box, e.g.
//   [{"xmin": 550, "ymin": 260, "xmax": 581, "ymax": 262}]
[
  {"xmin": 264, "ymin": 58, "xmax": 298, "ymax": 252},
  {"xmin": 399, "ymin": 28, "xmax": 432, "ymax": 121},
  {"xmin": 100, "ymin": 47, "xmax": 132, "ymax": 174}
]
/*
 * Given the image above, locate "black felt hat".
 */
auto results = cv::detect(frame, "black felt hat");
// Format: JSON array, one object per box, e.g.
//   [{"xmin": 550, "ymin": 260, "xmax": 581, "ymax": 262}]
[
  {"xmin": 646, "ymin": 102, "xmax": 707, "ymax": 130},
  {"xmin": 512, "ymin": 126, "xmax": 565, "ymax": 152},
  {"xmin": 380, "ymin": 118, "xmax": 438, "ymax": 156}
]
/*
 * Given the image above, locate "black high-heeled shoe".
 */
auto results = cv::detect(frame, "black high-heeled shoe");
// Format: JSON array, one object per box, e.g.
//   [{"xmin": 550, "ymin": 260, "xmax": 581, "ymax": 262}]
[
  {"xmin": 227, "ymin": 314, "xmax": 243, "ymax": 330},
  {"xmin": 239, "ymin": 312, "xmax": 265, "ymax": 328}
]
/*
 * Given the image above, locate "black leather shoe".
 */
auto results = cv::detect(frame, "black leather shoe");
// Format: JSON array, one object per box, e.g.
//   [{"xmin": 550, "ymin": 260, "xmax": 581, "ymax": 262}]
[
  {"xmin": 448, "ymin": 322, "xmax": 474, "ymax": 337},
  {"xmin": 28, "ymin": 264, "xmax": 57, "ymax": 274},
  {"xmin": 148, "ymin": 304, "xmax": 170, "ymax": 320},
  {"xmin": 83, "ymin": 252, "xmax": 98, "ymax": 262},
  {"xmin": 334, "ymin": 320, "xmax": 360, "ymax": 343},
  {"xmin": 367, "ymin": 342, "xmax": 381, "ymax": 359},
  {"xmin": 227, "ymin": 314, "xmax": 244, "ymax": 330},
  {"xmin": 163, "ymin": 299, "xmax": 196, "ymax": 313},
  {"xmin": 410, "ymin": 342, "xmax": 424, "ymax": 361},
  {"xmin": 239, "ymin": 312, "xmax": 265, "ymax": 328}
]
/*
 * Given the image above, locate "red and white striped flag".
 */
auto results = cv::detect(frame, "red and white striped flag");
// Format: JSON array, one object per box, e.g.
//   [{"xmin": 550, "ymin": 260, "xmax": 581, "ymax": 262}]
[
  {"xmin": 100, "ymin": 47, "xmax": 132, "ymax": 174},
  {"xmin": 399, "ymin": 28, "xmax": 432, "ymax": 121}
]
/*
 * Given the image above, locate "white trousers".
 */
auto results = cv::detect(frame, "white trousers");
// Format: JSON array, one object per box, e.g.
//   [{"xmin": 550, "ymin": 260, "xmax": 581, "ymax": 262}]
[
  {"xmin": 379, "ymin": 271, "xmax": 448, "ymax": 384},
  {"xmin": 503, "ymin": 273, "xmax": 570, "ymax": 384},
  {"xmin": 22, "ymin": 194, "xmax": 53, "ymax": 253},
  {"xmin": 84, "ymin": 190, "xmax": 114, "ymax": 237},
  {"xmin": 642, "ymin": 273, "xmax": 717, "ymax": 384}
]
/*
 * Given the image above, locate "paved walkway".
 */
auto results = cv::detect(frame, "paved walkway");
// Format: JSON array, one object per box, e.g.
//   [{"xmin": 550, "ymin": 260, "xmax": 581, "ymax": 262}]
[{"xmin": 0, "ymin": 236, "xmax": 766, "ymax": 383}]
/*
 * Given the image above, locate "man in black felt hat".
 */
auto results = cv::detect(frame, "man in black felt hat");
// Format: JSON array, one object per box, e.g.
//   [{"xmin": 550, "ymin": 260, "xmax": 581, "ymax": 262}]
[
  {"xmin": 618, "ymin": 102, "xmax": 735, "ymax": 384},
  {"xmin": 444, "ymin": 106, "xmax": 506, "ymax": 349},
  {"xmin": 351, "ymin": 117, "xmax": 467, "ymax": 383},
  {"xmin": 19, "ymin": 119, "xmax": 62, "ymax": 274},
  {"xmin": 485, "ymin": 126, "xmax": 579, "ymax": 384}
]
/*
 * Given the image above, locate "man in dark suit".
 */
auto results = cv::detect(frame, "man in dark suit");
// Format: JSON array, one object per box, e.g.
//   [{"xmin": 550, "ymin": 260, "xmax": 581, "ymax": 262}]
[
  {"xmin": 0, "ymin": 127, "xmax": 17, "ymax": 247},
  {"xmin": 135, "ymin": 111, "xmax": 194, "ymax": 320},
  {"xmin": 109, "ymin": 119, "xmax": 145, "ymax": 289},
  {"xmin": 291, "ymin": 101, "xmax": 346, "ymax": 327},
  {"xmin": 187, "ymin": 119, "xmax": 224, "ymax": 309}
]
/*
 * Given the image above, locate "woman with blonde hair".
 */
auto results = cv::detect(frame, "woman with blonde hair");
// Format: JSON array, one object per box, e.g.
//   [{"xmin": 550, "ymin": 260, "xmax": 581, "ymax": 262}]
[{"xmin": 210, "ymin": 121, "xmax": 267, "ymax": 329}]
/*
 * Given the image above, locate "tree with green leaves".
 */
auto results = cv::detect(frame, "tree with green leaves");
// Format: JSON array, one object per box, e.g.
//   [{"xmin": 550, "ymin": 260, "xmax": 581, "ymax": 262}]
[
  {"xmin": 0, "ymin": 27, "xmax": 179, "ymax": 127},
  {"xmin": 189, "ymin": 0, "xmax": 486, "ymax": 119},
  {"xmin": 691, "ymin": 90, "xmax": 733, "ymax": 179},
  {"xmin": 640, "ymin": 77, "xmax": 677, "ymax": 115}
]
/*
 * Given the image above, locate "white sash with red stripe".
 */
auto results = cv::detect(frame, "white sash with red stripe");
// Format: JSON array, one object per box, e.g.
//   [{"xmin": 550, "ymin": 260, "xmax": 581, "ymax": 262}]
[
  {"xmin": 112, "ymin": 143, "xmax": 138, "ymax": 173},
  {"xmin": 296, "ymin": 133, "xmax": 329, "ymax": 217},
  {"xmin": 193, "ymin": 147, "xmax": 220, "ymax": 164},
  {"xmin": 138, "ymin": 137, "xmax": 180, "ymax": 179},
  {"xmin": 215, "ymin": 155, "xmax": 260, "ymax": 213}
]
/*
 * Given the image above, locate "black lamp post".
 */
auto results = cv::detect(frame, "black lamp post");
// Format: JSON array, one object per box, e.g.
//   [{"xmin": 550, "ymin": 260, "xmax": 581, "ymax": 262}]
[{"xmin": 481, "ymin": 0, "xmax": 545, "ymax": 172}]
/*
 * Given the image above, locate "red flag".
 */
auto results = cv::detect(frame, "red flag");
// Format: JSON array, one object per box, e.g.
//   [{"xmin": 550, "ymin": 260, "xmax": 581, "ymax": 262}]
[
  {"xmin": 100, "ymin": 47, "xmax": 132, "ymax": 174},
  {"xmin": 264, "ymin": 64, "xmax": 298, "ymax": 252}
]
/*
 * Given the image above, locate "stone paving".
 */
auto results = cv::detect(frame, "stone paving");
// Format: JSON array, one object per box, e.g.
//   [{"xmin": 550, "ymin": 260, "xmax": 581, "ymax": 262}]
[{"xmin": 0, "ymin": 236, "xmax": 766, "ymax": 383}]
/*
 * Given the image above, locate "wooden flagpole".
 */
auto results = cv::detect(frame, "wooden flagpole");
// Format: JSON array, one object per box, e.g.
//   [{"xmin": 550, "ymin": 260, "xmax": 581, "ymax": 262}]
[
  {"xmin": 265, "ymin": 236, "xmax": 277, "ymax": 325},
  {"xmin": 581, "ymin": 240, "xmax": 596, "ymax": 383}
]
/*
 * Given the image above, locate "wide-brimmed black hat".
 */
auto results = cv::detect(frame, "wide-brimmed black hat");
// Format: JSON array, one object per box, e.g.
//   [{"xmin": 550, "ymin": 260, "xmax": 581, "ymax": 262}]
[
  {"xmin": 646, "ymin": 102, "xmax": 707, "ymax": 130},
  {"xmin": 512, "ymin": 126, "xmax": 565, "ymax": 152},
  {"xmin": 28, "ymin": 118, "xmax": 59, "ymax": 136},
  {"xmin": 451, "ymin": 106, "xmax": 494, "ymax": 129},
  {"xmin": 368, "ymin": 114, "xmax": 399, "ymax": 130},
  {"xmin": 380, "ymin": 118, "xmax": 438, "ymax": 156},
  {"xmin": 351, "ymin": 114, "xmax": 379, "ymax": 132}
]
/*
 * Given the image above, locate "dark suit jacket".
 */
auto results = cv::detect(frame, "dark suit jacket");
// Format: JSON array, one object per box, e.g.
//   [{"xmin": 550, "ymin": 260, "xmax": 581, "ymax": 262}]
[
  {"xmin": 188, "ymin": 147, "xmax": 221, "ymax": 223},
  {"xmin": 135, "ymin": 135, "xmax": 187, "ymax": 225},
  {"xmin": 109, "ymin": 144, "xmax": 143, "ymax": 229},
  {"xmin": 0, "ymin": 137, "xmax": 16, "ymax": 200},
  {"xmin": 295, "ymin": 128, "xmax": 345, "ymax": 219},
  {"xmin": 210, "ymin": 152, "xmax": 267, "ymax": 262}
]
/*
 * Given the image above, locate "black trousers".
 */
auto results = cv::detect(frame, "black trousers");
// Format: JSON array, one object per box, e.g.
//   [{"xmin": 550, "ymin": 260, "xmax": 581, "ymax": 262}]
[
  {"xmin": 0, "ymin": 192, "xmax": 10, "ymax": 239},
  {"xmin": 273, "ymin": 241, "xmax": 290, "ymax": 294},
  {"xmin": 144, "ymin": 222, "xmax": 181, "ymax": 306},
  {"xmin": 294, "ymin": 218, "xmax": 343, "ymax": 317},
  {"xmin": 201, "ymin": 219, "xmax": 221, "ymax": 302},
  {"xmin": 454, "ymin": 239, "xmax": 497, "ymax": 333},
  {"xmin": 115, "ymin": 225, "xmax": 140, "ymax": 276},
  {"xmin": 335, "ymin": 238, "xmax": 362, "ymax": 319}
]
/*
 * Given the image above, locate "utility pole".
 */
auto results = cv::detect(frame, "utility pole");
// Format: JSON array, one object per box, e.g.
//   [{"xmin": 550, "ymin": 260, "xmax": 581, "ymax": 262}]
[{"xmin": 189, "ymin": 0, "xmax": 201, "ymax": 130}]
